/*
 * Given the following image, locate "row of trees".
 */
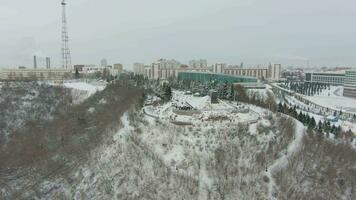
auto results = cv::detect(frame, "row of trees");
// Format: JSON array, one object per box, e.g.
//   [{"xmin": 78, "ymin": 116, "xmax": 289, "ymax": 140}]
[
  {"xmin": 279, "ymin": 81, "xmax": 331, "ymax": 96},
  {"xmin": 277, "ymin": 102, "xmax": 348, "ymax": 137}
]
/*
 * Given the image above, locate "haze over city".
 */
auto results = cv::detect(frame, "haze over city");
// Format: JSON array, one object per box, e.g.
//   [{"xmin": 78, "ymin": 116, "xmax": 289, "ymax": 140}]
[{"xmin": 1, "ymin": 0, "xmax": 356, "ymax": 68}]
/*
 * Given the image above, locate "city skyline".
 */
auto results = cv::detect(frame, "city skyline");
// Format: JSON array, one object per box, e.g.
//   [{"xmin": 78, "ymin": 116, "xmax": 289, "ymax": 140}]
[{"xmin": 1, "ymin": 0, "xmax": 356, "ymax": 69}]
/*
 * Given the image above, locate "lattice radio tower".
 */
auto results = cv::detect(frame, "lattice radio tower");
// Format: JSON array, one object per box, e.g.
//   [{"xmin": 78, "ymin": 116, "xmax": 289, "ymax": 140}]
[{"xmin": 61, "ymin": 0, "xmax": 72, "ymax": 69}]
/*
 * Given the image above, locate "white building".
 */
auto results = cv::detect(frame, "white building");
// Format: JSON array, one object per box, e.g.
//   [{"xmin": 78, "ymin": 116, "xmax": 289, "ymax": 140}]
[
  {"xmin": 189, "ymin": 59, "xmax": 208, "ymax": 68},
  {"xmin": 305, "ymin": 71, "xmax": 345, "ymax": 85},
  {"xmin": 82, "ymin": 65, "xmax": 106, "ymax": 74},
  {"xmin": 223, "ymin": 66, "xmax": 268, "ymax": 80},
  {"xmin": 142, "ymin": 59, "xmax": 281, "ymax": 81},
  {"xmin": 133, "ymin": 63, "xmax": 145, "ymax": 75},
  {"xmin": 0, "ymin": 68, "xmax": 71, "ymax": 81},
  {"xmin": 268, "ymin": 64, "xmax": 282, "ymax": 81},
  {"xmin": 157, "ymin": 59, "xmax": 181, "ymax": 69},
  {"xmin": 343, "ymin": 71, "xmax": 356, "ymax": 99},
  {"xmin": 213, "ymin": 63, "xmax": 226, "ymax": 74}
]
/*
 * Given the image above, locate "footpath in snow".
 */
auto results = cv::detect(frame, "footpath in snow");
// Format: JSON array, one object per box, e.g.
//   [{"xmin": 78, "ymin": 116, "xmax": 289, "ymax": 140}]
[{"xmin": 265, "ymin": 120, "xmax": 306, "ymax": 199}]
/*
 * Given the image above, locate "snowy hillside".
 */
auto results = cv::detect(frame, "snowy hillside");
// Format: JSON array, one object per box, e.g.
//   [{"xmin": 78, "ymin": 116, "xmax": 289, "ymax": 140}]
[
  {"xmin": 1, "ymin": 86, "xmax": 355, "ymax": 200},
  {"xmin": 0, "ymin": 82, "xmax": 72, "ymax": 141},
  {"xmin": 62, "ymin": 81, "xmax": 106, "ymax": 104}
]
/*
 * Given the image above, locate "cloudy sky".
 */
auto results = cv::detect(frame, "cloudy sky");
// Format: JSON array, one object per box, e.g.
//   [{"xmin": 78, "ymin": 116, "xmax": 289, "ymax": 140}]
[{"xmin": 1, "ymin": 0, "xmax": 356, "ymax": 69}]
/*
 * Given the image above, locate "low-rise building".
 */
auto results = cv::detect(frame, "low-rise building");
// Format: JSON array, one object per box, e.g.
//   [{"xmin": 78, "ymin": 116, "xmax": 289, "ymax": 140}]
[
  {"xmin": 0, "ymin": 68, "xmax": 71, "ymax": 81},
  {"xmin": 178, "ymin": 71, "xmax": 257, "ymax": 84},
  {"xmin": 142, "ymin": 59, "xmax": 281, "ymax": 81},
  {"xmin": 305, "ymin": 72, "xmax": 345, "ymax": 85},
  {"xmin": 223, "ymin": 66, "xmax": 268, "ymax": 80}
]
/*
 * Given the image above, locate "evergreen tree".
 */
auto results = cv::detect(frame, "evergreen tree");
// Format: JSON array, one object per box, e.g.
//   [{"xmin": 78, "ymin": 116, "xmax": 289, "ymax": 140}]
[
  {"xmin": 75, "ymin": 69, "xmax": 80, "ymax": 79},
  {"xmin": 230, "ymin": 84, "xmax": 235, "ymax": 101},
  {"xmin": 278, "ymin": 102, "xmax": 284, "ymax": 113},
  {"xmin": 298, "ymin": 111, "xmax": 304, "ymax": 122},
  {"xmin": 317, "ymin": 120, "xmax": 323, "ymax": 133},
  {"xmin": 308, "ymin": 117, "xmax": 316, "ymax": 130}
]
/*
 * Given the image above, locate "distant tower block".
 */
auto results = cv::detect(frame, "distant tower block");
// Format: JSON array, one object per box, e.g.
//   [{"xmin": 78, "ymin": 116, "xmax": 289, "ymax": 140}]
[
  {"xmin": 61, "ymin": 0, "xmax": 72, "ymax": 69},
  {"xmin": 34, "ymin": 56, "xmax": 37, "ymax": 69},
  {"xmin": 46, "ymin": 57, "xmax": 51, "ymax": 69}
]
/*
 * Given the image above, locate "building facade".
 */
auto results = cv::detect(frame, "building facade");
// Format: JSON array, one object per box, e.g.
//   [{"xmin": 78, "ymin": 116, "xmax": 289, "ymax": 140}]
[
  {"xmin": 305, "ymin": 72, "xmax": 345, "ymax": 85},
  {"xmin": 143, "ymin": 61, "xmax": 210, "ymax": 80},
  {"xmin": 133, "ymin": 63, "xmax": 145, "ymax": 75},
  {"xmin": 268, "ymin": 64, "xmax": 282, "ymax": 81},
  {"xmin": 157, "ymin": 59, "xmax": 181, "ymax": 69},
  {"xmin": 223, "ymin": 66, "xmax": 268, "ymax": 80},
  {"xmin": 189, "ymin": 59, "xmax": 208, "ymax": 68},
  {"xmin": 0, "ymin": 69, "xmax": 71, "ymax": 81},
  {"xmin": 142, "ymin": 59, "xmax": 281, "ymax": 81},
  {"xmin": 343, "ymin": 71, "xmax": 356, "ymax": 98},
  {"xmin": 178, "ymin": 72, "xmax": 257, "ymax": 84},
  {"xmin": 213, "ymin": 63, "xmax": 226, "ymax": 74},
  {"xmin": 111, "ymin": 64, "xmax": 123, "ymax": 77}
]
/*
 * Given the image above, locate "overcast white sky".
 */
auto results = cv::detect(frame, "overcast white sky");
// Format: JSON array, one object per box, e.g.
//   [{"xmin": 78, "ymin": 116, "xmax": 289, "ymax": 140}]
[{"xmin": 1, "ymin": 0, "xmax": 356, "ymax": 69}]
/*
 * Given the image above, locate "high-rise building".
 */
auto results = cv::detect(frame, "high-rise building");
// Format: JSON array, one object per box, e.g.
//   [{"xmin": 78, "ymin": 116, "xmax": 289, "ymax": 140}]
[
  {"xmin": 133, "ymin": 63, "xmax": 145, "ymax": 75},
  {"xmin": 213, "ymin": 63, "xmax": 226, "ymax": 74},
  {"xmin": 157, "ymin": 59, "xmax": 181, "ymax": 69},
  {"xmin": 113, "ymin": 64, "xmax": 123, "ymax": 73},
  {"xmin": 46, "ymin": 57, "xmax": 51, "ymax": 69},
  {"xmin": 34, "ymin": 56, "xmax": 37, "ymax": 69},
  {"xmin": 101, "ymin": 59, "xmax": 108, "ymax": 67},
  {"xmin": 343, "ymin": 71, "xmax": 356, "ymax": 99},
  {"xmin": 189, "ymin": 59, "xmax": 208, "ymax": 68},
  {"xmin": 268, "ymin": 64, "xmax": 282, "ymax": 80}
]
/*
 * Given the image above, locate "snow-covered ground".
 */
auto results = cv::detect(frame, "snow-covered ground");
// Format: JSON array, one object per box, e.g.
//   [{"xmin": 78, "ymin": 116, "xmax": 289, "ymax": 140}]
[
  {"xmin": 304, "ymin": 86, "xmax": 356, "ymax": 114},
  {"xmin": 62, "ymin": 81, "xmax": 107, "ymax": 103},
  {"xmin": 63, "ymin": 81, "xmax": 106, "ymax": 96},
  {"xmin": 282, "ymin": 88, "xmax": 356, "ymax": 135},
  {"xmin": 265, "ymin": 120, "xmax": 306, "ymax": 199},
  {"xmin": 7, "ymin": 86, "xmax": 354, "ymax": 199}
]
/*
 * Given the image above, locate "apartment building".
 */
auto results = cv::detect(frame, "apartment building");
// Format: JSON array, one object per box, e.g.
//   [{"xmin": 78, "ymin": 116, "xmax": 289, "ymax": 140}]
[{"xmin": 343, "ymin": 71, "xmax": 356, "ymax": 98}]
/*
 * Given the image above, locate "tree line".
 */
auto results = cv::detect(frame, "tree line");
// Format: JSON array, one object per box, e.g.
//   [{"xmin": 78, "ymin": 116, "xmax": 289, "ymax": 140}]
[{"xmin": 279, "ymin": 81, "xmax": 331, "ymax": 96}]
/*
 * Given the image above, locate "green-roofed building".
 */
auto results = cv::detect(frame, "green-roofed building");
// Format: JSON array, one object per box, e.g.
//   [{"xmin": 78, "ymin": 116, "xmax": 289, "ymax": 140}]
[{"xmin": 178, "ymin": 72, "xmax": 257, "ymax": 84}]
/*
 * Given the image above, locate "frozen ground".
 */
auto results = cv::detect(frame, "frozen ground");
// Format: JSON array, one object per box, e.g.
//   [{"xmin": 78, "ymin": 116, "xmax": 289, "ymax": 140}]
[
  {"xmin": 304, "ymin": 86, "xmax": 356, "ymax": 114},
  {"xmin": 284, "ymin": 97, "xmax": 356, "ymax": 136},
  {"xmin": 62, "ymin": 81, "xmax": 107, "ymax": 103},
  {"xmin": 4, "ymin": 86, "xmax": 354, "ymax": 199},
  {"xmin": 63, "ymin": 81, "xmax": 106, "ymax": 96}
]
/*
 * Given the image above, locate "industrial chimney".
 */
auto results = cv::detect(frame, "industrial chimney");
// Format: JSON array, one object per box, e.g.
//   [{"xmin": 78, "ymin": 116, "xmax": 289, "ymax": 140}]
[
  {"xmin": 34, "ymin": 56, "xmax": 37, "ymax": 69},
  {"xmin": 46, "ymin": 57, "xmax": 51, "ymax": 69}
]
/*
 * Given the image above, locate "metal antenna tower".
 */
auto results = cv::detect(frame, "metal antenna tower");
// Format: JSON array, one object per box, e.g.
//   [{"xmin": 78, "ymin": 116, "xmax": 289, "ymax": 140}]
[{"xmin": 61, "ymin": 0, "xmax": 72, "ymax": 69}]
